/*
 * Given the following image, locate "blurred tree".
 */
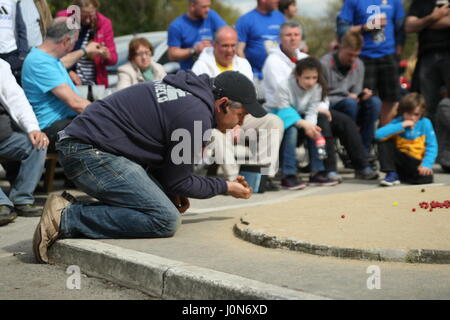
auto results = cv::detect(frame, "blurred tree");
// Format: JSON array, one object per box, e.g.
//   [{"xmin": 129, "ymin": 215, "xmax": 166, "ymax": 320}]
[
  {"xmin": 47, "ymin": 0, "xmax": 240, "ymax": 36},
  {"xmin": 298, "ymin": 0, "xmax": 342, "ymax": 58}
]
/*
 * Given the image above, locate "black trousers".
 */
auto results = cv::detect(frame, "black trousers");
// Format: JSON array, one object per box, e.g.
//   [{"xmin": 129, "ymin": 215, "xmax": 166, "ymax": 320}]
[
  {"xmin": 330, "ymin": 110, "xmax": 370, "ymax": 170},
  {"xmin": 43, "ymin": 117, "xmax": 74, "ymax": 153},
  {"xmin": 378, "ymin": 139, "xmax": 433, "ymax": 184}
]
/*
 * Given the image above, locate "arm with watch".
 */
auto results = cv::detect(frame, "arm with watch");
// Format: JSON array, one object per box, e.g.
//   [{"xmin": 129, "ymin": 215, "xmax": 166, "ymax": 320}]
[
  {"xmin": 168, "ymin": 41, "xmax": 212, "ymax": 62},
  {"xmin": 60, "ymin": 41, "xmax": 103, "ymax": 69}
]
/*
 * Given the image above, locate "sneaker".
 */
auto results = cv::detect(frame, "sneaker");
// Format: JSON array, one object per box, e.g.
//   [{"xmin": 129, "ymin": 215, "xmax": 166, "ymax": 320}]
[
  {"xmin": 264, "ymin": 177, "xmax": 280, "ymax": 192},
  {"xmin": 327, "ymin": 171, "xmax": 343, "ymax": 184},
  {"xmin": 380, "ymin": 172, "xmax": 400, "ymax": 187},
  {"xmin": 33, "ymin": 193, "xmax": 70, "ymax": 264},
  {"xmin": 0, "ymin": 205, "xmax": 17, "ymax": 227},
  {"xmin": 309, "ymin": 172, "xmax": 340, "ymax": 186},
  {"xmin": 14, "ymin": 204, "xmax": 43, "ymax": 217},
  {"xmin": 281, "ymin": 175, "xmax": 307, "ymax": 190},
  {"xmin": 355, "ymin": 167, "xmax": 379, "ymax": 180}
]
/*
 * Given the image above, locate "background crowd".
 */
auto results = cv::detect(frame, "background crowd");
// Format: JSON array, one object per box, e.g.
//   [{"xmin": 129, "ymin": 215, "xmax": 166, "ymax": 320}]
[{"xmin": 0, "ymin": 0, "xmax": 449, "ymax": 226}]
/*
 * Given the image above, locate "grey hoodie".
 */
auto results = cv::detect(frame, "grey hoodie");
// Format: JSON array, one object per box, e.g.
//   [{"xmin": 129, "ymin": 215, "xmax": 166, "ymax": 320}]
[{"xmin": 320, "ymin": 53, "xmax": 365, "ymax": 106}]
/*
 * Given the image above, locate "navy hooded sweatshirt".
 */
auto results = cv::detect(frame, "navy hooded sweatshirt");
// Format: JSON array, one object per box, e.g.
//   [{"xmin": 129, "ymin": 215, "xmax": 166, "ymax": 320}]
[{"xmin": 64, "ymin": 71, "xmax": 227, "ymax": 199}]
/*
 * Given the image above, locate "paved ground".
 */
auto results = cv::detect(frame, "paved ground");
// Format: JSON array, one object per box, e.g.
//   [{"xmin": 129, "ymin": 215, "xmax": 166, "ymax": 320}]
[
  {"xmin": 0, "ymin": 215, "xmax": 153, "ymax": 300},
  {"xmin": 1, "ymin": 166, "xmax": 450, "ymax": 300}
]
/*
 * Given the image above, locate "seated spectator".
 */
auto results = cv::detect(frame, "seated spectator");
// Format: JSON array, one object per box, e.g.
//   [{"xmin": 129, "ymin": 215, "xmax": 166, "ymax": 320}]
[
  {"xmin": 376, "ymin": 93, "xmax": 437, "ymax": 186},
  {"xmin": 435, "ymin": 78, "xmax": 450, "ymax": 173},
  {"xmin": 262, "ymin": 21, "xmax": 308, "ymax": 110},
  {"xmin": 20, "ymin": 0, "xmax": 53, "ymax": 50},
  {"xmin": 278, "ymin": 0, "xmax": 308, "ymax": 53},
  {"xmin": 117, "ymin": 38, "xmax": 167, "ymax": 90},
  {"xmin": 21, "ymin": 17, "xmax": 94, "ymax": 151},
  {"xmin": 57, "ymin": 0, "xmax": 118, "ymax": 87},
  {"xmin": 0, "ymin": 58, "xmax": 49, "ymax": 226},
  {"xmin": 0, "ymin": 0, "xmax": 28, "ymax": 85},
  {"xmin": 168, "ymin": 0, "xmax": 226, "ymax": 71},
  {"xmin": 275, "ymin": 58, "xmax": 339, "ymax": 189},
  {"xmin": 192, "ymin": 26, "xmax": 283, "ymax": 191},
  {"xmin": 321, "ymin": 30, "xmax": 381, "ymax": 152},
  {"xmin": 263, "ymin": 22, "xmax": 378, "ymax": 183}
]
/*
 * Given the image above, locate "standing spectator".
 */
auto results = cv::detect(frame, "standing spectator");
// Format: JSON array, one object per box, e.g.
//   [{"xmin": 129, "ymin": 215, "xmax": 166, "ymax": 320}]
[
  {"xmin": 20, "ymin": 0, "xmax": 53, "ymax": 50},
  {"xmin": 192, "ymin": 26, "xmax": 283, "ymax": 190},
  {"xmin": 167, "ymin": 0, "xmax": 226, "ymax": 71},
  {"xmin": 236, "ymin": 0, "xmax": 285, "ymax": 81},
  {"xmin": 0, "ymin": 58, "xmax": 49, "ymax": 226},
  {"xmin": 278, "ymin": 0, "xmax": 297, "ymax": 19},
  {"xmin": 376, "ymin": 93, "xmax": 437, "ymax": 186},
  {"xmin": 57, "ymin": 0, "xmax": 118, "ymax": 87},
  {"xmin": 22, "ymin": 17, "xmax": 97, "ymax": 151},
  {"xmin": 337, "ymin": 0, "xmax": 406, "ymax": 126},
  {"xmin": 435, "ymin": 78, "xmax": 450, "ymax": 173},
  {"xmin": 0, "ymin": 0, "xmax": 28, "ymax": 84},
  {"xmin": 405, "ymin": 0, "xmax": 450, "ymax": 121},
  {"xmin": 321, "ymin": 30, "xmax": 381, "ymax": 152},
  {"xmin": 117, "ymin": 37, "xmax": 167, "ymax": 90}
]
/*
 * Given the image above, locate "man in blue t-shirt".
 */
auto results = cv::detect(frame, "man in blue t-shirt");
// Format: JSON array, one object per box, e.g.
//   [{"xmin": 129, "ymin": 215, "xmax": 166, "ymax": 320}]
[
  {"xmin": 167, "ymin": 0, "xmax": 226, "ymax": 70},
  {"xmin": 22, "ymin": 18, "xmax": 95, "ymax": 151},
  {"xmin": 236, "ymin": 0, "xmax": 285, "ymax": 81},
  {"xmin": 337, "ymin": 0, "xmax": 405, "ymax": 126}
]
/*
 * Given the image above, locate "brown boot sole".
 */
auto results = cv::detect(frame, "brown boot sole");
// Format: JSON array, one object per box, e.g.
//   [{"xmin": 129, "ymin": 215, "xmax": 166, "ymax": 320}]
[
  {"xmin": 32, "ymin": 223, "xmax": 46, "ymax": 264},
  {"xmin": 0, "ymin": 214, "xmax": 17, "ymax": 226},
  {"xmin": 32, "ymin": 194, "xmax": 69, "ymax": 264}
]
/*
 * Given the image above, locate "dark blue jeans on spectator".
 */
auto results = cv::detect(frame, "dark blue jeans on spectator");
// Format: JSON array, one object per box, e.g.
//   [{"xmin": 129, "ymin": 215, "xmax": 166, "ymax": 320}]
[
  {"xmin": 56, "ymin": 139, "xmax": 181, "ymax": 239},
  {"xmin": 280, "ymin": 126, "xmax": 325, "ymax": 175},
  {"xmin": 280, "ymin": 113, "xmax": 336, "ymax": 175},
  {"xmin": 331, "ymin": 96, "xmax": 381, "ymax": 151},
  {"xmin": 0, "ymin": 132, "xmax": 46, "ymax": 206}
]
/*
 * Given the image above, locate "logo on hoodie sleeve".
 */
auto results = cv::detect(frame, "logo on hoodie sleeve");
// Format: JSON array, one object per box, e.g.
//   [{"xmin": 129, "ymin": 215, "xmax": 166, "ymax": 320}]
[{"xmin": 154, "ymin": 80, "xmax": 191, "ymax": 104}]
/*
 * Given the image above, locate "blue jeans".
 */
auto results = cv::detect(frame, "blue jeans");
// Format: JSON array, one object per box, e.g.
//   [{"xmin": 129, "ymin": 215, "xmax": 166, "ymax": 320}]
[
  {"xmin": 0, "ymin": 132, "xmax": 46, "ymax": 206},
  {"xmin": 280, "ymin": 126, "xmax": 324, "ymax": 176},
  {"xmin": 331, "ymin": 96, "xmax": 381, "ymax": 151},
  {"xmin": 56, "ymin": 139, "xmax": 181, "ymax": 239}
]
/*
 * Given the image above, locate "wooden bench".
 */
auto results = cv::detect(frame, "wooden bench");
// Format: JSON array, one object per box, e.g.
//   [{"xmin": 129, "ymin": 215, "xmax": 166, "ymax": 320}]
[{"xmin": 0, "ymin": 153, "xmax": 58, "ymax": 194}]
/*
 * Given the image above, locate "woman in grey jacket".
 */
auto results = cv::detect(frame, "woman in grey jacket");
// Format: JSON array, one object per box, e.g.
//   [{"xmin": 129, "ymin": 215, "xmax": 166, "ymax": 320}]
[{"xmin": 117, "ymin": 37, "xmax": 166, "ymax": 90}]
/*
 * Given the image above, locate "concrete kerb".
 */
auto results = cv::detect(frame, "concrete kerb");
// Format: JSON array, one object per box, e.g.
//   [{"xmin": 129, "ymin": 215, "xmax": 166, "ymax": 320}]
[
  {"xmin": 234, "ymin": 219, "xmax": 450, "ymax": 264},
  {"xmin": 49, "ymin": 239, "xmax": 330, "ymax": 300}
]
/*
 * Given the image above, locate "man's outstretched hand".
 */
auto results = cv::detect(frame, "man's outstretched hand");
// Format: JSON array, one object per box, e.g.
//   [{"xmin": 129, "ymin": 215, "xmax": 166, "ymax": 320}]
[{"xmin": 227, "ymin": 176, "xmax": 253, "ymax": 199}]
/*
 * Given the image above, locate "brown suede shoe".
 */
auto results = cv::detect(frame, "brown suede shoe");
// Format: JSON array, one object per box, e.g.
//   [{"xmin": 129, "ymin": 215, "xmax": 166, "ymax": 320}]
[{"xmin": 33, "ymin": 194, "xmax": 70, "ymax": 264}]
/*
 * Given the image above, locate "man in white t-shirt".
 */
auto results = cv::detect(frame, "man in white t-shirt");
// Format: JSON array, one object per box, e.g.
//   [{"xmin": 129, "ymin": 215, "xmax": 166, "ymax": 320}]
[
  {"xmin": 192, "ymin": 26, "xmax": 284, "ymax": 191},
  {"xmin": 0, "ymin": 0, "xmax": 28, "ymax": 84}
]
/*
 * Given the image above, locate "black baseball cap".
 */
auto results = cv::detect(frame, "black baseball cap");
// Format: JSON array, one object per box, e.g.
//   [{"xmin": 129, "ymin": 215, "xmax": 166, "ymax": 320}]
[{"xmin": 213, "ymin": 71, "xmax": 267, "ymax": 118}]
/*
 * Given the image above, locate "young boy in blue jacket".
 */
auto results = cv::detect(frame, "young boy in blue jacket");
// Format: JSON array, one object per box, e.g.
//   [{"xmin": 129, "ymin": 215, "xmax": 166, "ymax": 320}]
[{"xmin": 376, "ymin": 93, "xmax": 438, "ymax": 186}]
